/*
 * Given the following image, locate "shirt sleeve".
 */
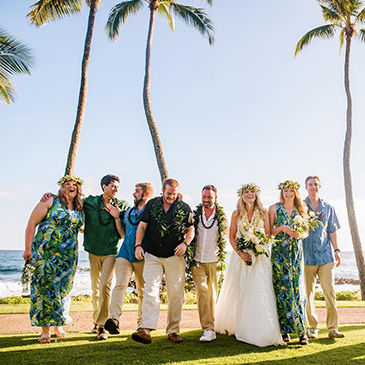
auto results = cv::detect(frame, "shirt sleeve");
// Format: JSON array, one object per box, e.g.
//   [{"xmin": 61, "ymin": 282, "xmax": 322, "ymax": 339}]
[
  {"xmin": 140, "ymin": 199, "xmax": 152, "ymax": 223},
  {"xmin": 185, "ymin": 203, "xmax": 194, "ymax": 227},
  {"xmin": 327, "ymin": 205, "xmax": 341, "ymax": 233}
]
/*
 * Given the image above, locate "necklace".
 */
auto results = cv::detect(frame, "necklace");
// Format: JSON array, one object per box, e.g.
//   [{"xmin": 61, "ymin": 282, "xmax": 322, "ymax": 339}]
[
  {"xmin": 97, "ymin": 195, "xmax": 115, "ymax": 226},
  {"xmin": 200, "ymin": 207, "xmax": 217, "ymax": 229},
  {"xmin": 127, "ymin": 206, "xmax": 140, "ymax": 226}
]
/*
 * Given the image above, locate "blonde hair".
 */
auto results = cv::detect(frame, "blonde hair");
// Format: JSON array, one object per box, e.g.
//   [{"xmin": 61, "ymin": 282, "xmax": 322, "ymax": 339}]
[
  {"xmin": 136, "ymin": 182, "xmax": 154, "ymax": 196},
  {"xmin": 279, "ymin": 189, "xmax": 307, "ymax": 217},
  {"xmin": 58, "ymin": 183, "xmax": 83, "ymax": 212},
  {"xmin": 236, "ymin": 191, "xmax": 267, "ymax": 222}
]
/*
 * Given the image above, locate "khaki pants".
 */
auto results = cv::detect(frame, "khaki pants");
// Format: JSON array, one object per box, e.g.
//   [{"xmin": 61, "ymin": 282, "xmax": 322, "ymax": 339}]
[
  {"xmin": 304, "ymin": 262, "xmax": 338, "ymax": 331},
  {"xmin": 192, "ymin": 262, "xmax": 218, "ymax": 331},
  {"xmin": 88, "ymin": 253, "xmax": 116, "ymax": 327},
  {"xmin": 109, "ymin": 257, "xmax": 145, "ymax": 326},
  {"xmin": 140, "ymin": 253, "xmax": 185, "ymax": 334}
]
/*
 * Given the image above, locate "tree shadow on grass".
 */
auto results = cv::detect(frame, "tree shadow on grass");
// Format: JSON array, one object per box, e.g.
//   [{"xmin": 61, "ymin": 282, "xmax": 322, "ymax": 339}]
[{"xmin": 1, "ymin": 326, "xmax": 364, "ymax": 364}]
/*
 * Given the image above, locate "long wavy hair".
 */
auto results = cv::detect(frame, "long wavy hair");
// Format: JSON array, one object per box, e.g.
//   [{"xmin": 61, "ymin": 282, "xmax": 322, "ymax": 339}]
[
  {"xmin": 236, "ymin": 191, "xmax": 267, "ymax": 221},
  {"xmin": 279, "ymin": 189, "xmax": 307, "ymax": 217},
  {"xmin": 58, "ymin": 183, "xmax": 83, "ymax": 212}
]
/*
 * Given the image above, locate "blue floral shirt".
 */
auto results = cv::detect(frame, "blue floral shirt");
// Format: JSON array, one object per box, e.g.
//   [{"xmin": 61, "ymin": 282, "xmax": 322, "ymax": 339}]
[
  {"xmin": 116, "ymin": 206, "xmax": 147, "ymax": 262},
  {"xmin": 302, "ymin": 197, "xmax": 340, "ymax": 266}
]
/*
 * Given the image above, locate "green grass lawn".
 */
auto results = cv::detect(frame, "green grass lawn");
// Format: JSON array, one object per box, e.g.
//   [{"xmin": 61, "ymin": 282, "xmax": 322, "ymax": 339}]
[
  {"xmin": 0, "ymin": 325, "xmax": 364, "ymax": 364},
  {"xmin": 0, "ymin": 301, "xmax": 364, "ymax": 314}
]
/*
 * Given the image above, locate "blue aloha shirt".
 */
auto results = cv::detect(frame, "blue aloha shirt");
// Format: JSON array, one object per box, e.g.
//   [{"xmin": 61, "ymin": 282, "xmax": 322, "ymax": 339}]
[
  {"xmin": 116, "ymin": 206, "xmax": 148, "ymax": 262},
  {"xmin": 303, "ymin": 197, "xmax": 340, "ymax": 266}
]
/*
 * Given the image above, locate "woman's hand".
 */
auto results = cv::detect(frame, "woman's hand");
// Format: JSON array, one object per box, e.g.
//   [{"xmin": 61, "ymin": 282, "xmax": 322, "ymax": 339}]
[
  {"xmin": 281, "ymin": 225, "xmax": 299, "ymax": 239},
  {"xmin": 23, "ymin": 248, "xmax": 32, "ymax": 261},
  {"xmin": 238, "ymin": 251, "xmax": 252, "ymax": 263},
  {"xmin": 104, "ymin": 203, "xmax": 120, "ymax": 219}
]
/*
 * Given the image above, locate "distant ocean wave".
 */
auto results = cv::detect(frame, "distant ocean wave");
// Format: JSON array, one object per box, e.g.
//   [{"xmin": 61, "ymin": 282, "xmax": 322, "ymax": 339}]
[{"xmin": 0, "ymin": 249, "xmax": 362, "ymax": 298}]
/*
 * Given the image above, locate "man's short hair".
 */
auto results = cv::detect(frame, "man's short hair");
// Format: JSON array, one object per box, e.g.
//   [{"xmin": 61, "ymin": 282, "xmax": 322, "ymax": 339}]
[
  {"xmin": 202, "ymin": 184, "xmax": 217, "ymax": 195},
  {"xmin": 305, "ymin": 175, "xmax": 321, "ymax": 186},
  {"xmin": 136, "ymin": 182, "xmax": 154, "ymax": 196},
  {"xmin": 100, "ymin": 174, "xmax": 120, "ymax": 190},
  {"xmin": 162, "ymin": 178, "xmax": 179, "ymax": 190}
]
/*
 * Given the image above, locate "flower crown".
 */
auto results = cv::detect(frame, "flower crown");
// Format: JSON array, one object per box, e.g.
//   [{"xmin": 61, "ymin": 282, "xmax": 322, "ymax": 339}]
[
  {"xmin": 278, "ymin": 180, "xmax": 300, "ymax": 191},
  {"xmin": 237, "ymin": 182, "xmax": 261, "ymax": 196},
  {"xmin": 58, "ymin": 175, "xmax": 83, "ymax": 186}
]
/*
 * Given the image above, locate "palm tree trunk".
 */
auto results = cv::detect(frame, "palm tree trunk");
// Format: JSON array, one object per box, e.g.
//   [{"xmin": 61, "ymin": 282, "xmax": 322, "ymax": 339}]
[
  {"xmin": 143, "ymin": 3, "xmax": 169, "ymax": 182},
  {"xmin": 343, "ymin": 36, "xmax": 365, "ymax": 299},
  {"xmin": 65, "ymin": 0, "xmax": 99, "ymax": 176}
]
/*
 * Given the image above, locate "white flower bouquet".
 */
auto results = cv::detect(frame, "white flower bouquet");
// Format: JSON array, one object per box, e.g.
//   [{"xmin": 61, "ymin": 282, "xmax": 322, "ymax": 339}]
[{"xmin": 292, "ymin": 211, "xmax": 323, "ymax": 239}]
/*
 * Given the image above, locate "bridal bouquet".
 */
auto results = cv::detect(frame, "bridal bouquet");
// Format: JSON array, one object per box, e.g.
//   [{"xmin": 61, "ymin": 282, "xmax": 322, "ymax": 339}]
[
  {"xmin": 292, "ymin": 211, "xmax": 323, "ymax": 239},
  {"xmin": 236, "ymin": 225, "xmax": 275, "ymax": 265}
]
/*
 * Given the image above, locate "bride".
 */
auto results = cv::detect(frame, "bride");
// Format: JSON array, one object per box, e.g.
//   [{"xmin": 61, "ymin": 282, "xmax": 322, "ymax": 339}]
[{"xmin": 215, "ymin": 183, "xmax": 285, "ymax": 347}]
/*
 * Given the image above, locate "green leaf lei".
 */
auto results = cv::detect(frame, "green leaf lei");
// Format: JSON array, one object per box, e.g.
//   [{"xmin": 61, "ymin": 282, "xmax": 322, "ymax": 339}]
[
  {"xmin": 185, "ymin": 202, "xmax": 227, "ymax": 290},
  {"xmin": 150, "ymin": 197, "xmax": 187, "ymax": 242}
]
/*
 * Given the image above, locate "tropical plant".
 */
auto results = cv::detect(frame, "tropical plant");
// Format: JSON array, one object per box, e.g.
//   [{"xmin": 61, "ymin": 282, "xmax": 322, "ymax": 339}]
[
  {"xmin": 106, "ymin": 0, "xmax": 214, "ymax": 181},
  {"xmin": 0, "ymin": 28, "xmax": 34, "ymax": 105},
  {"xmin": 295, "ymin": 0, "xmax": 365, "ymax": 299},
  {"xmin": 28, "ymin": 0, "xmax": 101, "ymax": 176}
]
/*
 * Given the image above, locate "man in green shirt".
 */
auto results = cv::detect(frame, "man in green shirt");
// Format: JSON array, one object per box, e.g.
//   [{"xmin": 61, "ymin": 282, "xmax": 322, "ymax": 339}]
[{"xmin": 83, "ymin": 174, "xmax": 130, "ymax": 340}]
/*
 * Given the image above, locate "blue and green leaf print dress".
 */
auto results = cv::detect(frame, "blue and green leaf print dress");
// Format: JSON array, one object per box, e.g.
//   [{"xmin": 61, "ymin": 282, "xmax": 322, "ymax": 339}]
[
  {"xmin": 30, "ymin": 197, "xmax": 83, "ymax": 327},
  {"xmin": 271, "ymin": 204, "xmax": 307, "ymax": 335}
]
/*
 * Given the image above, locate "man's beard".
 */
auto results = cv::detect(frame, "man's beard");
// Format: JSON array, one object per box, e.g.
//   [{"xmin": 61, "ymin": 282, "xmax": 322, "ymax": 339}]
[
  {"xmin": 134, "ymin": 197, "xmax": 144, "ymax": 206},
  {"xmin": 203, "ymin": 202, "xmax": 214, "ymax": 209}
]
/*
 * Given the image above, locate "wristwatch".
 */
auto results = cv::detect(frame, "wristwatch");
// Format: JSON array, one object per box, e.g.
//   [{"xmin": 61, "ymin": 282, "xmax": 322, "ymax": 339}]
[{"xmin": 334, "ymin": 248, "xmax": 340, "ymax": 253}]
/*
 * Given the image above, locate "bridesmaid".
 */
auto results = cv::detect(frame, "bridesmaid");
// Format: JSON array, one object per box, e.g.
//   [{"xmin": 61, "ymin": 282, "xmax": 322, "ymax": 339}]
[{"xmin": 268, "ymin": 180, "xmax": 309, "ymax": 345}]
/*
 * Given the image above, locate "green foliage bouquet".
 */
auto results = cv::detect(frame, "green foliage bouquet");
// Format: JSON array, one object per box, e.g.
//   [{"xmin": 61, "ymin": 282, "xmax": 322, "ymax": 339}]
[{"xmin": 292, "ymin": 211, "xmax": 323, "ymax": 239}]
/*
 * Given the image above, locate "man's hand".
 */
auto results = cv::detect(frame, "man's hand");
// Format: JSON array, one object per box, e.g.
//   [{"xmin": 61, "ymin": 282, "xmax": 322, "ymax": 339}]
[
  {"xmin": 174, "ymin": 243, "xmax": 187, "ymax": 257},
  {"xmin": 135, "ymin": 246, "xmax": 144, "ymax": 260},
  {"xmin": 104, "ymin": 203, "xmax": 120, "ymax": 219},
  {"xmin": 334, "ymin": 251, "xmax": 341, "ymax": 267},
  {"xmin": 40, "ymin": 192, "xmax": 54, "ymax": 203}
]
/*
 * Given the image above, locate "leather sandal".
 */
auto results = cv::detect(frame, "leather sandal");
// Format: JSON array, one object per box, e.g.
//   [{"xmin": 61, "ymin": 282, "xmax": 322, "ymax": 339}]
[
  {"xmin": 282, "ymin": 333, "xmax": 290, "ymax": 343},
  {"xmin": 168, "ymin": 333, "xmax": 182, "ymax": 343},
  {"xmin": 299, "ymin": 334, "xmax": 309, "ymax": 345}
]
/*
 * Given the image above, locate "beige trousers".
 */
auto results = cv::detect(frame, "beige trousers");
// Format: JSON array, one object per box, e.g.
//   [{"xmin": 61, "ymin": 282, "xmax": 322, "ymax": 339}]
[
  {"xmin": 109, "ymin": 257, "xmax": 145, "ymax": 326},
  {"xmin": 140, "ymin": 252, "xmax": 185, "ymax": 334},
  {"xmin": 192, "ymin": 262, "xmax": 218, "ymax": 331},
  {"xmin": 88, "ymin": 253, "xmax": 116, "ymax": 327},
  {"xmin": 304, "ymin": 262, "xmax": 338, "ymax": 331}
]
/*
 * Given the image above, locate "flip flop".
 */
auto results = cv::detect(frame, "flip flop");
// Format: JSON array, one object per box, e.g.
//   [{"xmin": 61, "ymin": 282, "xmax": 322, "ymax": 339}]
[{"xmin": 38, "ymin": 333, "xmax": 51, "ymax": 344}]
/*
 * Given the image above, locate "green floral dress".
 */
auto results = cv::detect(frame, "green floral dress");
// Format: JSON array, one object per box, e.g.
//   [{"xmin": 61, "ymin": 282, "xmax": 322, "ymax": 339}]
[
  {"xmin": 271, "ymin": 204, "xmax": 307, "ymax": 335},
  {"xmin": 30, "ymin": 197, "xmax": 83, "ymax": 327}
]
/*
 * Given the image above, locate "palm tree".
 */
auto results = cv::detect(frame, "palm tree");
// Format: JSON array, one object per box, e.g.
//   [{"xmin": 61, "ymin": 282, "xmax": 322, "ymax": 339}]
[
  {"xmin": 106, "ymin": 0, "xmax": 214, "ymax": 181},
  {"xmin": 295, "ymin": 0, "xmax": 365, "ymax": 299},
  {"xmin": 0, "ymin": 28, "xmax": 34, "ymax": 105},
  {"xmin": 28, "ymin": 0, "xmax": 101, "ymax": 176}
]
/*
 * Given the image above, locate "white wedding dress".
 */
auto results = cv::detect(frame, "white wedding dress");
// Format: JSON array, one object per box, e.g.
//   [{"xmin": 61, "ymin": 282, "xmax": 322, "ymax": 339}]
[{"xmin": 215, "ymin": 213, "xmax": 285, "ymax": 347}]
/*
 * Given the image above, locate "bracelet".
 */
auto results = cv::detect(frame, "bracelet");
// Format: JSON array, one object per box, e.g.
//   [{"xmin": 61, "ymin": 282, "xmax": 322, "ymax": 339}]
[
  {"xmin": 334, "ymin": 248, "xmax": 341, "ymax": 253},
  {"xmin": 114, "ymin": 216, "xmax": 120, "ymax": 220},
  {"xmin": 135, "ymin": 244, "xmax": 142, "ymax": 250},
  {"xmin": 183, "ymin": 241, "xmax": 189, "ymax": 247}
]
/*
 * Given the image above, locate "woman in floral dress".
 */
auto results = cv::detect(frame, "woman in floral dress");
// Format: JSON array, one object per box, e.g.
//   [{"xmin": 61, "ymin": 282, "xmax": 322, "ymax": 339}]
[
  {"xmin": 215, "ymin": 183, "xmax": 284, "ymax": 347},
  {"xmin": 268, "ymin": 180, "xmax": 309, "ymax": 345},
  {"xmin": 23, "ymin": 176, "xmax": 84, "ymax": 343}
]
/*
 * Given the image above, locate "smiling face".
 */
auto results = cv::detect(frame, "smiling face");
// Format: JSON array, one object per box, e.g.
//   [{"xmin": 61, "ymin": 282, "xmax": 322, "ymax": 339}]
[
  {"xmin": 282, "ymin": 188, "xmax": 295, "ymax": 202},
  {"xmin": 63, "ymin": 181, "xmax": 78, "ymax": 200},
  {"xmin": 243, "ymin": 189, "xmax": 256, "ymax": 206},
  {"xmin": 306, "ymin": 178, "xmax": 321, "ymax": 198},
  {"xmin": 202, "ymin": 188, "xmax": 216, "ymax": 209},
  {"xmin": 102, "ymin": 180, "xmax": 119, "ymax": 199},
  {"xmin": 162, "ymin": 185, "xmax": 179, "ymax": 206}
]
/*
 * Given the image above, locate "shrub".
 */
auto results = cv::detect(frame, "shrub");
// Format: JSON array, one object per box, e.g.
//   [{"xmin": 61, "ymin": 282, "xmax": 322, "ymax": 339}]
[
  {"xmin": 314, "ymin": 290, "xmax": 361, "ymax": 301},
  {"xmin": 0, "ymin": 296, "xmax": 31, "ymax": 304}
]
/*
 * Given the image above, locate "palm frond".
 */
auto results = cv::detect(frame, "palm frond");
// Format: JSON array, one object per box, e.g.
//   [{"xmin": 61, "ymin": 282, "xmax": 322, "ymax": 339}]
[
  {"xmin": 28, "ymin": 0, "xmax": 82, "ymax": 26},
  {"xmin": 0, "ymin": 74, "xmax": 16, "ymax": 105},
  {"xmin": 170, "ymin": 3, "xmax": 215, "ymax": 45},
  {"xmin": 355, "ymin": 5, "xmax": 365, "ymax": 24},
  {"xmin": 158, "ymin": 3, "xmax": 174, "ymax": 31},
  {"xmin": 339, "ymin": 28, "xmax": 345, "ymax": 53},
  {"xmin": 356, "ymin": 28, "xmax": 365, "ymax": 41},
  {"xmin": 105, "ymin": 0, "xmax": 144, "ymax": 40},
  {"xmin": 318, "ymin": 0, "xmax": 338, "ymax": 13},
  {"xmin": 0, "ymin": 29, "xmax": 34, "ymax": 77},
  {"xmin": 294, "ymin": 24, "xmax": 337, "ymax": 56},
  {"xmin": 321, "ymin": 4, "xmax": 342, "ymax": 24},
  {"xmin": 85, "ymin": 0, "xmax": 102, "ymax": 7}
]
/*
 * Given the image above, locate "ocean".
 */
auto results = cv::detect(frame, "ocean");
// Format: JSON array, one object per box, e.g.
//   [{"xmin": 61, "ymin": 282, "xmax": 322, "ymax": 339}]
[{"xmin": 0, "ymin": 250, "xmax": 361, "ymax": 298}]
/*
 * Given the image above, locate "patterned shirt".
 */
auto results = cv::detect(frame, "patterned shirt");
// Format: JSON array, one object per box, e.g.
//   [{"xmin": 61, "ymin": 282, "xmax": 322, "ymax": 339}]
[
  {"xmin": 116, "ymin": 206, "xmax": 147, "ymax": 262},
  {"xmin": 302, "ymin": 197, "xmax": 340, "ymax": 266}
]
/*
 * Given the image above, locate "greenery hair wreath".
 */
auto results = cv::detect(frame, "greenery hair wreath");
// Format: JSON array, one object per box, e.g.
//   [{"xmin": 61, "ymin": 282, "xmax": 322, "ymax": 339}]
[
  {"xmin": 278, "ymin": 180, "xmax": 300, "ymax": 191},
  {"xmin": 237, "ymin": 182, "xmax": 261, "ymax": 196}
]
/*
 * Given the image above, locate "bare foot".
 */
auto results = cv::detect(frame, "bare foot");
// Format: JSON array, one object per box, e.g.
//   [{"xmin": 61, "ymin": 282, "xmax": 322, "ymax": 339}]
[
  {"xmin": 55, "ymin": 326, "xmax": 68, "ymax": 338},
  {"xmin": 38, "ymin": 332, "xmax": 51, "ymax": 344}
]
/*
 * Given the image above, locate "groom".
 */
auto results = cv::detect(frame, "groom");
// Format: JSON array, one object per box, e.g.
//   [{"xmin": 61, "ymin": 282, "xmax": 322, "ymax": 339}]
[{"xmin": 132, "ymin": 178, "xmax": 194, "ymax": 344}]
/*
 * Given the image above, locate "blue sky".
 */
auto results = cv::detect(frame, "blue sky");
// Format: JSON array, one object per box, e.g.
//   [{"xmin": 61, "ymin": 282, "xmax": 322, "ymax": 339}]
[{"xmin": 1, "ymin": 1, "xmax": 365, "ymax": 251}]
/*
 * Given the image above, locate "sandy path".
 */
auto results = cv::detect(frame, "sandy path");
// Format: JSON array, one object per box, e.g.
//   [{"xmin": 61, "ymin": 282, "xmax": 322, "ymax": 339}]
[{"xmin": 0, "ymin": 308, "xmax": 364, "ymax": 335}]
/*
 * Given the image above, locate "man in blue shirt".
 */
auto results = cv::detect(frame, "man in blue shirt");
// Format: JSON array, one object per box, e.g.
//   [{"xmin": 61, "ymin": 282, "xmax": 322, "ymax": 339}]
[
  {"xmin": 303, "ymin": 176, "xmax": 344, "ymax": 339},
  {"xmin": 104, "ymin": 182, "xmax": 154, "ymax": 336}
]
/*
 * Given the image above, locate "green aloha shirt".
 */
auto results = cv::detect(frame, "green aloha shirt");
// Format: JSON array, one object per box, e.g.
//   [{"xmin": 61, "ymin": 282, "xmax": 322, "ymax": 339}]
[{"xmin": 83, "ymin": 195, "xmax": 131, "ymax": 256}]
